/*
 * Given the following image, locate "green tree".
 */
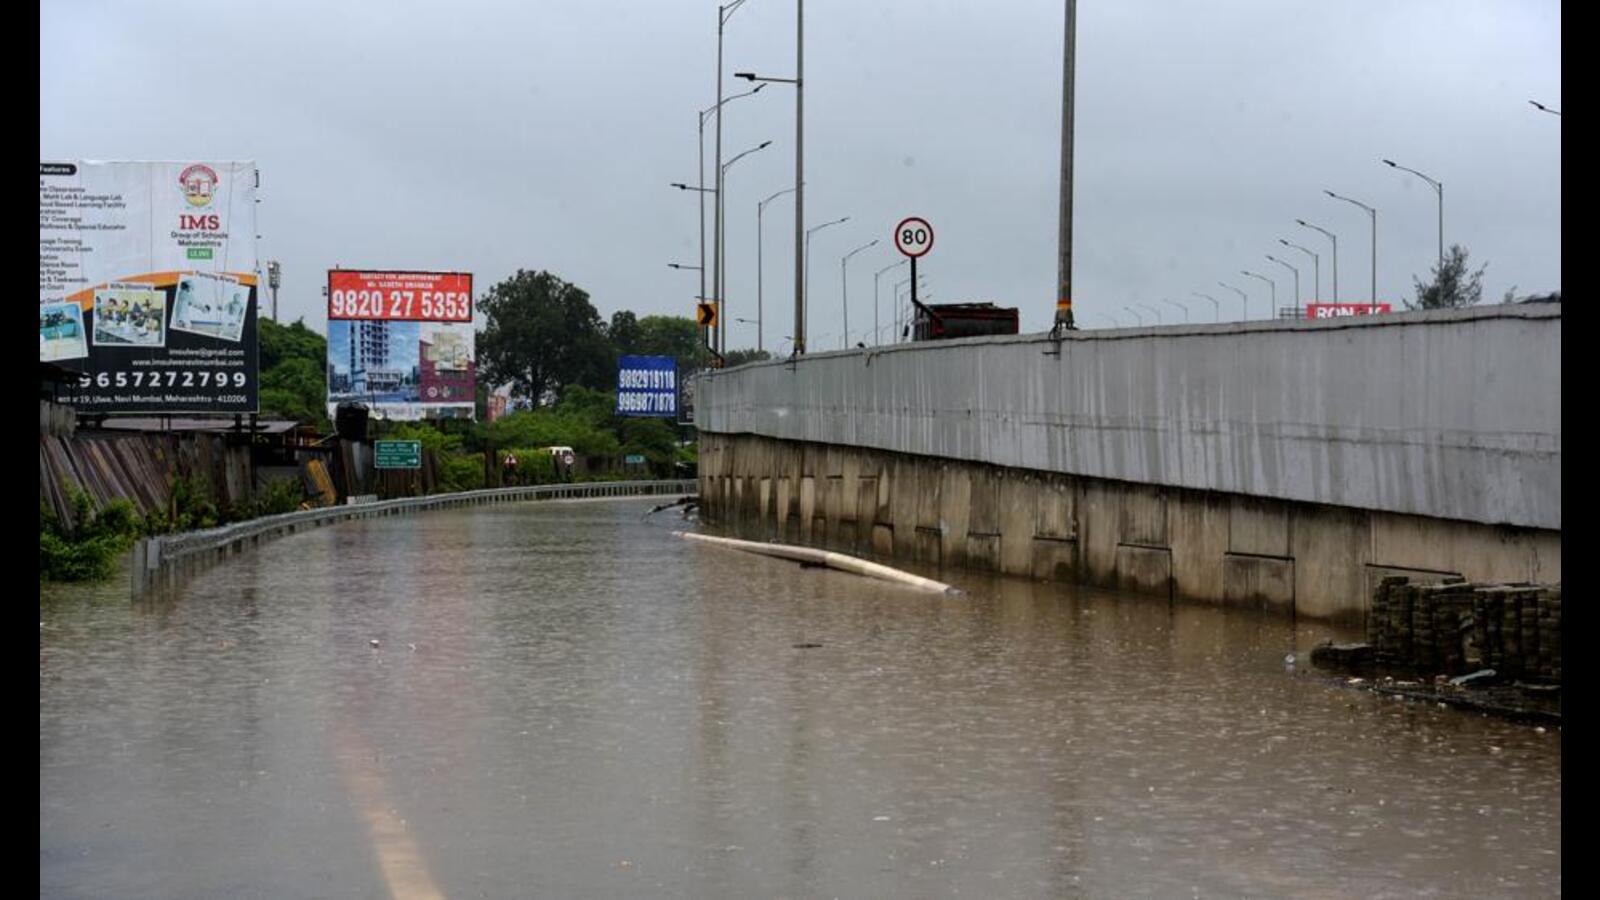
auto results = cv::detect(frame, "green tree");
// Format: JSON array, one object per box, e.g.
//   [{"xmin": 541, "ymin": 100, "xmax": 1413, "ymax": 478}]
[
  {"xmin": 479, "ymin": 270, "xmax": 614, "ymax": 405},
  {"xmin": 634, "ymin": 315, "xmax": 709, "ymax": 369},
  {"xmin": 258, "ymin": 318, "xmax": 330, "ymax": 426},
  {"xmin": 1408, "ymin": 244, "xmax": 1487, "ymax": 310},
  {"xmin": 608, "ymin": 310, "xmax": 642, "ymax": 352}
]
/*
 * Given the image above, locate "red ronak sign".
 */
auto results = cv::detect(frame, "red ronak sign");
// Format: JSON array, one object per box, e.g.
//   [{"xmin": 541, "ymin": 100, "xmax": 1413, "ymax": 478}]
[{"xmin": 1306, "ymin": 303, "xmax": 1392, "ymax": 319}]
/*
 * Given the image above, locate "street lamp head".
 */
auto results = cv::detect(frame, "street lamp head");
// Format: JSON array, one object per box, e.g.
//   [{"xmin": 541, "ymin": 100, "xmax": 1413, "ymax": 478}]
[
  {"xmin": 751, "ymin": 82, "xmax": 767, "ymax": 94},
  {"xmin": 735, "ymin": 72, "xmax": 755, "ymax": 81},
  {"xmin": 1279, "ymin": 238, "xmax": 1290, "ymax": 246},
  {"xmin": 1295, "ymin": 219, "xmax": 1307, "ymax": 226},
  {"xmin": 1323, "ymin": 190, "xmax": 1337, "ymax": 198},
  {"xmin": 1382, "ymin": 159, "xmax": 1397, "ymax": 167},
  {"xmin": 758, "ymin": 140, "xmax": 772, "ymax": 149}
]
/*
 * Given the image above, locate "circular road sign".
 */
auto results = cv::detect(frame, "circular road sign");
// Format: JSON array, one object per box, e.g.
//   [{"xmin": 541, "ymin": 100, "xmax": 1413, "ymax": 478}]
[{"xmin": 894, "ymin": 217, "xmax": 934, "ymax": 258}]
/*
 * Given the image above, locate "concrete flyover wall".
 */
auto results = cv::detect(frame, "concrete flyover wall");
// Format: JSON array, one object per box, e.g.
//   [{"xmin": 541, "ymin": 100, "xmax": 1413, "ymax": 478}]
[{"xmin": 696, "ymin": 305, "xmax": 1559, "ymax": 531}]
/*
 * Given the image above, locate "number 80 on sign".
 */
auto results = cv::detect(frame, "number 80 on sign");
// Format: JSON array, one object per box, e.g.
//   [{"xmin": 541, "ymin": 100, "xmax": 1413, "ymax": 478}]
[{"xmin": 894, "ymin": 216, "xmax": 934, "ymax": 258}]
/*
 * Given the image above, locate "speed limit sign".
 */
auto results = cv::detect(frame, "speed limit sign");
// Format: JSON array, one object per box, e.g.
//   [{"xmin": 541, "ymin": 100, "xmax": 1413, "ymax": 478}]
[{"xmin": 894, "ymin": 217, "xmax": 934, "ymax": 258}]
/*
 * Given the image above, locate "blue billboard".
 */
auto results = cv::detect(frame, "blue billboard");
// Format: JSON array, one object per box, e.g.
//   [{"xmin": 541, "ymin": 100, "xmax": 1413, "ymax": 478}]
[{"xmin": 616, "ymin": 355, "xmax": 678, "ymax": 417}]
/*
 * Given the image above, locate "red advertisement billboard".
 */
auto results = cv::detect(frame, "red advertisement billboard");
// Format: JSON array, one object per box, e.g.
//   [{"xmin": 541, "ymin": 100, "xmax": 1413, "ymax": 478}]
[
  {"xmin": 326, "ymin": 269, "xmax": 475, "ymax": 421},
  {"xmin": 327, "ymin": 270, "xmax": 473, "ymax": 322},
  {"xmin": 1306, "ymin": 303, "xmax": 1392, "ymax": 319}
]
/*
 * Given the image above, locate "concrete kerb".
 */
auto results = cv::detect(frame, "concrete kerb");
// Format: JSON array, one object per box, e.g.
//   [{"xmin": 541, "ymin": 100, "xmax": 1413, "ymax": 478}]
[{"xmin": 131, "ymin": 480, "xmax": 697, "ymax": 599}]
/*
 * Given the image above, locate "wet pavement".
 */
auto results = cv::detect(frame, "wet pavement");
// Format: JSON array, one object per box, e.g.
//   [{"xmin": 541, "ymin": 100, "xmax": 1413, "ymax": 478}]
[{"xmin": 41, "ymin": 498, "xmax": 1560, "ymax": 898}]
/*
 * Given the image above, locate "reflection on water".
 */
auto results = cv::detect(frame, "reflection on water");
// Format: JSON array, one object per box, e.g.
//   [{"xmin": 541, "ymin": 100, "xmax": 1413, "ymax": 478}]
[{"xmin": 41, "ymin": 499, "xmax": 1560, "ymax": 897}]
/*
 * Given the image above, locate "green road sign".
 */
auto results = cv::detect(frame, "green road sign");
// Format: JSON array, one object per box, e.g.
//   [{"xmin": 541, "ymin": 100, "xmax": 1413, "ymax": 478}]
[
  {"xmin": 624, "ymin": 454, "xmax": 646, "ymax": 465},
  {"xmin": 375, "ymin": 440, "xmax": 422, "ymax": 469}
]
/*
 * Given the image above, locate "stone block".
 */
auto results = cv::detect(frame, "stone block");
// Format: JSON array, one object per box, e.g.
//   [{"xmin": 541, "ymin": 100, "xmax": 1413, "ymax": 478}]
[
  {"xmin": 1115, "ymin": 544, "xmax": 1172, "ymax": 599},
  {"xmin": 1222, "ymin": 553, "xmax": 1295, "ymax": 616}
]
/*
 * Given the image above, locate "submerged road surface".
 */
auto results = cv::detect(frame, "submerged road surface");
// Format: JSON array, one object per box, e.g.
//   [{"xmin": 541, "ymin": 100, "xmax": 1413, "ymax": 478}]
[{"xmin": 41, "ymin": 497, "xmax": 1560, "ymax": 897}]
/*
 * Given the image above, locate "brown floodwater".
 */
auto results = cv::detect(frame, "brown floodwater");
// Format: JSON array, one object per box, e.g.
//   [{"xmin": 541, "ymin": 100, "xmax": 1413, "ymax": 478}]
[{"xmin": 40, "ymin": 497, "xmax": 1560, "ymax": 898}]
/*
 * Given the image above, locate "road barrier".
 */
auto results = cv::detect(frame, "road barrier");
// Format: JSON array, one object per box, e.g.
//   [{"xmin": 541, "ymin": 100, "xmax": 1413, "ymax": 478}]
[{"xmin": 131, "ymin": 480, "xmax": 697, "ymax": 599}]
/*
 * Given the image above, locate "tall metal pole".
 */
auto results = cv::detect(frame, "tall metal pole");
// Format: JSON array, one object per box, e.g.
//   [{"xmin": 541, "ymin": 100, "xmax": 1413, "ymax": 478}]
[
  {"xmin": 874, "ymin": 259, "xmax": 905, "ymax": 348},
  {"xmin": 1218, "ymin": 282, "xmax": 1248, "ymax": 321},
  {"xmin": 1191, "ymin": 291, "xmax": 1220, "ymax": 322},
  {"xmin": 713, "ymin": 6, "xmax": 725, "ymax": 355},
  {"xmin": 1383, "ymin": 160, "xmax": 1443, "ymax": 274},
  {"xmin": 840, "ymin": 239, "xmax": 878, "ymax": 349},
  {"xmin": 1241, "ymin": 270, "xmax": 1275, "ymax": 316},
  {"xmin": 756, "ymin": 195, "xmax": 763, "ymax": 354},
  {"xmin": 793, "ymin": 0, "xmax": 805, "ymax": 355},
  {"xmin": 1266, "ymin": 255, "xmax": 1299, "ymax": 307},
  {"xmin": 1053, "ymin": 0, "xmax": 1077, "ymax": 334},
  {"xmin": 1280, "ymin": 239, "xmax": 1319, "ymax": 302},
  {"xmin": 698, "ymin": 112, "xmax": 708, "ymax": 348},
  {"xmin": 1296, "ymin": 220, "xmax": 1338, "ymax": 302},
  {"xmin": 757, "ymin": 187, "xmax": 796, "ymax": 355},
  {"xmin": 1326, "ymin": 191, "xmax": 1377, "ymax": 305}
]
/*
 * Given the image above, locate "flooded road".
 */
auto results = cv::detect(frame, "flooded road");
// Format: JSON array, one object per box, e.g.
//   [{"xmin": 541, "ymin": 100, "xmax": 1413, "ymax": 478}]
[{"xmin": 41, "ymin": 498, "xmax": 1560, "ymax": 898}]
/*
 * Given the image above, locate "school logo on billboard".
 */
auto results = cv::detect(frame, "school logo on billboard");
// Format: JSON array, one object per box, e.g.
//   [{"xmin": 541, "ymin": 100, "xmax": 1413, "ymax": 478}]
[{"xmin": 179, "ymin": 164, "xmax": 218, "ymax": 207}]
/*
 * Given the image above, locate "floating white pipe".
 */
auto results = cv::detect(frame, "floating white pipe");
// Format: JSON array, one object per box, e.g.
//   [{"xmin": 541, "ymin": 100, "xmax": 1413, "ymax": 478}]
[{"xmin": 674, "ymin": 531, "xmax": 960, "ymax": 595}]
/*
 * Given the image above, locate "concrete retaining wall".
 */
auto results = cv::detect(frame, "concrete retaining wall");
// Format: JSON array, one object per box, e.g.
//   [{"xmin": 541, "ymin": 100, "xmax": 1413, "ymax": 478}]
[
  {"xmin": 695, "ymin": 305, "xmax": 1559, "ymax": 530},
  {"xmin": 131, "ymin": 480, "xmax": 697, "ymax": 599},
  {"xmin": 696, "ymin": 433, "xmax": 1558, "ymax": 623}
]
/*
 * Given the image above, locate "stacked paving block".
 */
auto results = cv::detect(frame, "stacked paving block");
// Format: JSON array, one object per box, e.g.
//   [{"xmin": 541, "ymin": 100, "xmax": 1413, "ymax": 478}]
[{"xmin": 1364, "ymin": 578, "xmax": 1560, "ymax": 683}]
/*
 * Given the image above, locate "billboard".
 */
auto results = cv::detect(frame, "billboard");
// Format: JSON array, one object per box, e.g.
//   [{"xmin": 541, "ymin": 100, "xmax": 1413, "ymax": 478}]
[
  {"xmin": 1307, "ymin": 303, "xmax": 1393, "ymax": 319},
  {"xmin": 326, "ymin": 270, "xmax": 475, "ymax": 421},
  {"xmin": 616, "ymin": 355, "xmax": 678, "ymax": 418},
  {"xmin": 39, "ymin": 161, "xmax": 259, "ymax": 413}
]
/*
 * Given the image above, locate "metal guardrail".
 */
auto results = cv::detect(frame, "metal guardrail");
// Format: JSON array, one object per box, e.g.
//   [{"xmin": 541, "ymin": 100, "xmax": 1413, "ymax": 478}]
[{"xmin": 131, "ymin": 479, "xmax": 698, "ymax": 599}]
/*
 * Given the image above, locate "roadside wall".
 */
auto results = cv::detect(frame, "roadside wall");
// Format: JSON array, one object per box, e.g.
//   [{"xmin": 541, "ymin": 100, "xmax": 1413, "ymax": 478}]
[
  {"xmin": 697, "ymin": 434, "xmax": 1559, "ymax": 623},
  {"xmin": 695, "ymin": 305, "xmax": 1560, "ymax": 530}
]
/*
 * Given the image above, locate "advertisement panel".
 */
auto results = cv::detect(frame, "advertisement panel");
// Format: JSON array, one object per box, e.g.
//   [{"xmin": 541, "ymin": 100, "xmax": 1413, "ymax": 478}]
[
  {"xmin": 1306, "ymin": 303, "xmax": 1393, "ymax": 319},
  {"xmin": 39, "ymin": 161, "xmax": 259, "ymax": 413},
  {"xmin": 325, "ymin": 270, "xmax": 476, "ymax": 421},
  {"xmin": 615, "ymin": 355, "xmax": 678, "ymax": 418}
]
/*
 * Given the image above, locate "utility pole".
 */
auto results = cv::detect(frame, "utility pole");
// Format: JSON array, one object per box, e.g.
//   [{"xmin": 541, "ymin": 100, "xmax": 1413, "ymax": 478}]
[
  {"xmin": 1053, "ymin": 0, "xmax": 1078, "ymax": 334},
  {"xmin": 266, "ymin": 260, "xmax": 281, "ymax": 321}
]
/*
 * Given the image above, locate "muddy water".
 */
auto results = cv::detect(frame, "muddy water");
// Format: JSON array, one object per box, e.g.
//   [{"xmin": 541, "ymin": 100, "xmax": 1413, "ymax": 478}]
[{"xmin": 40, "ymin": 498, "xmax": 1560, "ymax": 897}]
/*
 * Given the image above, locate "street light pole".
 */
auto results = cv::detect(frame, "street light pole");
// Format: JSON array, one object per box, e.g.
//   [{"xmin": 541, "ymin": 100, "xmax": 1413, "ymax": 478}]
[
  {"xmin": 840, "ymin": 239, "xmax": 878, "ymax": 348},
  {"xmin": 733, "ymin": 26, "xmax": 803, "ymax": 354},
  {"xmin": 1266, "ymin": 254, "xmax": 1299, "ymax": 309},
  {"xmin": 680, "ymin": 84, "xmax": 762, "ymax": 352},
  {"xmin": 1326, "ymin": 190, "xmax": 1377, "ymax": 306},
  {"xmin": 1218, "ymin": 282, "xmax": 1248, "ymax": 321},
  {"xmin": 757, "ymin": 186, "xmax": 797, "ymax": 355},
  {"xmin": 1382, "ymin": 159, "xmax": 1443, "ymax": 274},
  {"xmin": 804, "ymin": 216, "xmax": 848, "ymax": 342},
  {"xmin": 716, "ymin": 139, "xmax": 772, "ymax": 354},
  {"xmin": 1529, "ymin": 100, "xmax": 1561, "ymax": 116},
  {"xmin": 874, "ymin": 259, "xmax": 907, "ymax": 348},
  {"xmin": 1162, "ymin": 298, "xmax": 1187, "ymax": 322},
  {"xmin": 712, "ymin": 0, "xmax": 751, "ymax": 358},
  {"xmin": 1191, "ymin": 292, "xmax": 1220, "ymax": 322},
  {"xmin": 1279, "ymin": 239, "xmax": 1319, "ymax": 302},
  {"xmin": 1053, "ymin": 0, "xmax": 1078, "ymax": 334},
  {"xmin": 1295, "ymin": 219, "xmax": 1339, "ymax": 302},
  {"xmin": 1138, "ymin": 303, "xmax": 1163, "ymax": 324},
  {"xmin": 1123, "ymin": 306, "xmax": 1144, "ymax": 327},
  {"xmin": 266, "ymin": 260, "xmax": 281, "ymax": 321},
  {"xmin": 1241, "ymin": 271, "xmax": 1275, "ymax": 316}
]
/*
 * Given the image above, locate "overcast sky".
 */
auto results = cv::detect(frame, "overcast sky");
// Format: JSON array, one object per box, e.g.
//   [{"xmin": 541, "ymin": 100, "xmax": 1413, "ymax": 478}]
[{"xmin": 41, "ymin": 0, "xmax": 1560, "ymax": 345}]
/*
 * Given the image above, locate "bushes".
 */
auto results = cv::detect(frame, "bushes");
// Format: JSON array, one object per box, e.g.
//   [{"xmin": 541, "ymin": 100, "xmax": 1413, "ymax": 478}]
[{"xmin": 40, "ymin": 489, "xmax": 143, "ymax": 582}]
